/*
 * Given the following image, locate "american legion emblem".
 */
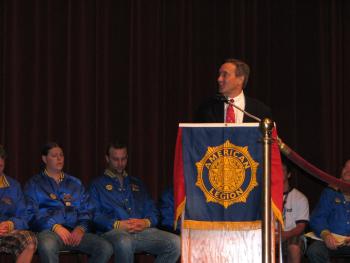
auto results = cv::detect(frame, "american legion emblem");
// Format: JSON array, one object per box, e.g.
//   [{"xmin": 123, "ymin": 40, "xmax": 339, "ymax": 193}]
[{"xmin": 196, "ymin": 140, "xmax": 259, "ymax": 208}]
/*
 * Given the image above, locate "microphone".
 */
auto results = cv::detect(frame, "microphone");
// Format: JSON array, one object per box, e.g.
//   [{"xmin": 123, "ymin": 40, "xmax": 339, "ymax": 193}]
[{"xmin": 215, "ymin": 93, "xmax": 261, "ymax": 122}]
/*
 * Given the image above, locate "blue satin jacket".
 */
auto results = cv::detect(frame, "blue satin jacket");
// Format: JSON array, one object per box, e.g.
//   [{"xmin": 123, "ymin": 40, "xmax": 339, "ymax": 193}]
[
  {"xmin": 159, "ymin": 187, "xmax": 180, "ymax": 233},
  {"xmin": 24, "ymin": 171, "xmax": 92, "ymax": 232},
  {"xmin": 0, "ymin": 175, "xmax": 28, "ymax": 230},
  {"xmin": 89, "ymin": 173, "xmax": 159, "ymax": 233},
  {"xmin": 310, "ymin": 187, "xmax": 350, "ymax": 237}
]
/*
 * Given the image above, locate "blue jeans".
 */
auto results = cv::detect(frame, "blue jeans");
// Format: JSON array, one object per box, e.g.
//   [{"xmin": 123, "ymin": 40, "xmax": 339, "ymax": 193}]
[
  {"xmin": 102, "ymin": 228, "xmax": 180, "ymax": 263},
  {"xmin": 37, "ymin": 230, "xmax": 113, "ymax": 263},
  {"xmin": 307, "ymin": 240, "xmax": 350, "ymax": 263}
]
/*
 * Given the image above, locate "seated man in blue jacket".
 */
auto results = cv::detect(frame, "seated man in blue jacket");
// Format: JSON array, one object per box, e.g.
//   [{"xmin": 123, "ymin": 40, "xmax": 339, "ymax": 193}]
[
  {"xmin": 0, "ymin": 145, "xmax": 37, "ymax": 263},
  {"xmin": 89, "ymin": 141, "xmax": 180, "ymax": 263},
  {"xmin": 24, "ymin": 142, "xmax": 113, "ymax": 263},
  {"xmin": 158, "ymin": 187, "xmax": 180, "ymax": 235},
  {"xmin": 307, "ymin": 160, "xmax": 350, "ymax": 263}
]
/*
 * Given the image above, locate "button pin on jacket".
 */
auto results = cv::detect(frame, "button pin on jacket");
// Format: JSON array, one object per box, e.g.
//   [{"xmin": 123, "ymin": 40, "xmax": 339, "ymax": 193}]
[{"xmin": 105, "ymin": 184, "xmax": 113, "ymax": 191}]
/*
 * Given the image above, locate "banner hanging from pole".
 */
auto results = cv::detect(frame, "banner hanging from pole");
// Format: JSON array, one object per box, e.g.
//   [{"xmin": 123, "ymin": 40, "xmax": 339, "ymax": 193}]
[{"xmin": 173, "ymin": 123, "xmax": 283, "ymax": 230}]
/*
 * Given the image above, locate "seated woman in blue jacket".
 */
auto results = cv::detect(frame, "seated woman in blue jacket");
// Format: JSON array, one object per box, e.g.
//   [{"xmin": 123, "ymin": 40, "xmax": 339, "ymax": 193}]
[
  {"xmin": 0, "ymin": 145, "xmax": 37, "ymax": 263},
  {"xmin": 24, "ymin": 142, "xmax": 113, "ymax": 263}
]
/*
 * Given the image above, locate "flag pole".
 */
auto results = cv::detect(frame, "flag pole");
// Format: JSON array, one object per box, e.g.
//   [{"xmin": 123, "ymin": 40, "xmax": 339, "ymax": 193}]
[{"xmin": 260, "ymin": 118, "xmax": 274, "ymax": 263}]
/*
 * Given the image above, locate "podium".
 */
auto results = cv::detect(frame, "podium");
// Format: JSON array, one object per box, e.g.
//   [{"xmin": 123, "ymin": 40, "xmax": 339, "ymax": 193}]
[{"xmin": 174, "ymin": 123, "xmax": 283, "ymax": 263}]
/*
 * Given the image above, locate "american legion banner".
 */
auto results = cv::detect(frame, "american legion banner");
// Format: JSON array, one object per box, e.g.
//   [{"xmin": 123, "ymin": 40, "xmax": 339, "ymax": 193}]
[{"xmin": 174, "ymin": 123, "xmax": 283, "ymax": 231}]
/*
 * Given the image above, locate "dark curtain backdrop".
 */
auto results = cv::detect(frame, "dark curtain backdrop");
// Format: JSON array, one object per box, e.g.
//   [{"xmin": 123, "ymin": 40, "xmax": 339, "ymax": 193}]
[{"xmin": 1, "ymin": 0, "xmax": 350, "ymax": 221}]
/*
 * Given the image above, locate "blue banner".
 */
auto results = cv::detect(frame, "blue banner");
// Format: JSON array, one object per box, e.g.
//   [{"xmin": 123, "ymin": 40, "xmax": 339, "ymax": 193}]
[{"xmin": 181, "ymin": 125, "xmax": 263, "ymax": 229}]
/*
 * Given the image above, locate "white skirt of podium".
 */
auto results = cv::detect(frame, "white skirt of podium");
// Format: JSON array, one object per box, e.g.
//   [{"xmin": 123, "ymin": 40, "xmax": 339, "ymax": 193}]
[
  {"xmin": 181, "ymin": 227, "xmax": 276, "ymax": 263},
  {"xmin": 182, "ymin": 228, "xmax": 261, "ymax": 263}
]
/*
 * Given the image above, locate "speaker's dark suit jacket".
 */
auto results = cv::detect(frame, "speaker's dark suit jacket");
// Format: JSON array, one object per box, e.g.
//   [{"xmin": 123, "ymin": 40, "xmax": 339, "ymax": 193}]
[{"xmin": 194, "ymin": 96, "xmax": 272, "ymax": 123}]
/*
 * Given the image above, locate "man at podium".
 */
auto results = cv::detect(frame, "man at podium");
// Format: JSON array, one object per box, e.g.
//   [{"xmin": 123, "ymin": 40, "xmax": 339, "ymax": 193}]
[
  {"xmin": 195, "ymin": 58, "xmax": 272, "ymax": 123},
  {"xmin": 175, "ymin": 58, "xmax": 283, "ymax": 262}
]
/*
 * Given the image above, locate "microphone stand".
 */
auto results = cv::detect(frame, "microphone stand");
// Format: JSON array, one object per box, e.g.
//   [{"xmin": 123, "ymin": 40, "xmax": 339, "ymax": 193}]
[{"xmin": 215, "ymin": 93, "xmax": 262, "ymax": 122}]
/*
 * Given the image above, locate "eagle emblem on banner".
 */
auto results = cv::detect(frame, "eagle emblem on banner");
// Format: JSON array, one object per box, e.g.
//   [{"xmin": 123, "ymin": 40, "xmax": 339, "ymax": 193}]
[{"xmin": 196, "ymin": 140, "xmax": 259, "ymax": 208}]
